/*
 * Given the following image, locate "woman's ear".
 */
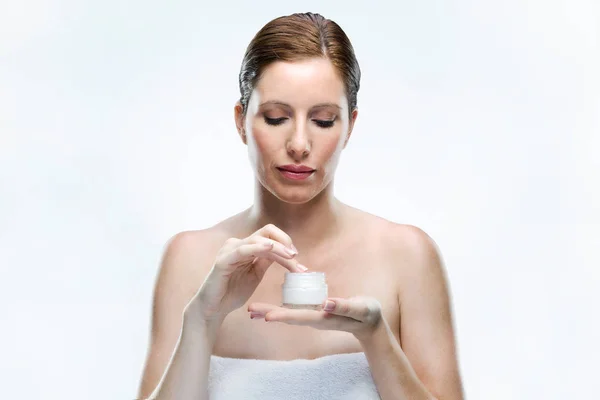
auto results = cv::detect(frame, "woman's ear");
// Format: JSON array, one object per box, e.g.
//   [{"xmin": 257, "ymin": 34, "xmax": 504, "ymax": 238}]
[
  {"xmin": 234, "ymin": 101, "xmax": 247, "ymax": 145},
  {"xmin": 343, "ymin": 108, "xmax": 358, "ymax": 149}
]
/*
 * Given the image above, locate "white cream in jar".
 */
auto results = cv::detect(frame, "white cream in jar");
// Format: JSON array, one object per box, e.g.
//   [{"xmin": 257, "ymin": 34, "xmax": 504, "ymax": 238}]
[{"xmin": 282, "ymin": 272, "xmax": 328, "ymax": 310}]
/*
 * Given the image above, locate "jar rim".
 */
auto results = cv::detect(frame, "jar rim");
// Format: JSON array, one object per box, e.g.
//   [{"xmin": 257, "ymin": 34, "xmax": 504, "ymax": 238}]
[{"xmin": 284, "ymin": 271, "xmax": 325, "ymax": 276}]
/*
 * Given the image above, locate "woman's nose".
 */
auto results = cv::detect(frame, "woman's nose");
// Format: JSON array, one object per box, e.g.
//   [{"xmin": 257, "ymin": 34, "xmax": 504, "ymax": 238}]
[{"xmin": 286, "ymin": 123, "xmax": 311, "ymax": 158}]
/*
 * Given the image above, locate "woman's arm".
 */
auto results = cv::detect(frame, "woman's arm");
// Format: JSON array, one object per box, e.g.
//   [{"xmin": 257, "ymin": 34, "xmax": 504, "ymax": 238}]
[
  {"xmin": 146, "ymin": 309, "xmax": 222, "ymax": 400},
  {"xmin": 139, "ymin": 225, "xmax": 304, "ymax": 399},
  {"xmin": 361, "ymin": 225, "xmax": 463, "ymax": 400},
  {"xmin": 246, "ymin": 225, "xmax": 464, "ymax": 399},
  {"xmin": 360, "ymin": 319, "xmax": 435, "ymax": 399},
  {"xmin": 137, "ymin": 232, "xmax": 218, "ymax": 400}
]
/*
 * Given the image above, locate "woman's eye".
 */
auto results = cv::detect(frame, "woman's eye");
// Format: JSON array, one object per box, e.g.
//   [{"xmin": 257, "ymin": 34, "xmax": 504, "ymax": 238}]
[
  {"xmin": 314, "ymin": 119, "xmax": 335, "ymax": 128},
  {"xmin": 264, "ymin": 117, "xmax": 287, "ymax": 126}
]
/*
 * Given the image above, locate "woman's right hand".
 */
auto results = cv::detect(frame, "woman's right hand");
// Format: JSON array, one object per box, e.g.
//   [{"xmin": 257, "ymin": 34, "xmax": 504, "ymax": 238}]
[{"xmin": 186, "ymin": 224, "xmax": 307, "ymax": 322}]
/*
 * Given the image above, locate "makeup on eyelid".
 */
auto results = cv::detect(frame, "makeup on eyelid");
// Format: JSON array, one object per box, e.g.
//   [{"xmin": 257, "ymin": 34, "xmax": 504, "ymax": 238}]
[{"xmin": 263, "ymin": 116, "xmax": 336, "ymax": 128}]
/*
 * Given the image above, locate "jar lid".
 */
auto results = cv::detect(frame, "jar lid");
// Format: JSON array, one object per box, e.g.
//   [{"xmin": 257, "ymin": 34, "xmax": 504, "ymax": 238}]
[{"xmin": 283, "ymin": 272, "xmax": 326, "ymax": 288}]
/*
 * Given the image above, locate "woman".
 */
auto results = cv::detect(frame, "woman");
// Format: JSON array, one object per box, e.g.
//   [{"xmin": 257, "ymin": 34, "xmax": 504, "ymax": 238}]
[{"xmin": 137, "ymin": 12, "xmax": 464, "ymax": 400}]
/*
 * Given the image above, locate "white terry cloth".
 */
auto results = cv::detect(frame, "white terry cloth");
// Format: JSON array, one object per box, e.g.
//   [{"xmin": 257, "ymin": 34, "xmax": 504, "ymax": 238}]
[{"xmin": 207, "ymin": 352, "xmax": 381, "ymax": 400}]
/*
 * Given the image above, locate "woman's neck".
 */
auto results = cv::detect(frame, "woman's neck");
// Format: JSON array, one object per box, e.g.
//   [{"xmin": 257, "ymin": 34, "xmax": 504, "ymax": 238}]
[{"xmin": 246, "ymin": 181, "xmax": 346, "ymax": 248}]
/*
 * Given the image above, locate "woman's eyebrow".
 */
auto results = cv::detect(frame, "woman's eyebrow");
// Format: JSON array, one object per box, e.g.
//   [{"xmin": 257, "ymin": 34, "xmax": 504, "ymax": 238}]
[
  {"xmin": 311, "ymin": 103, "xmax": 342, "ymax": 110},
  {"xmin": 259, "ymin": 100, "xmax": 289, "ymax": 107},
  {"xmin": 259, "ymin": 101, "xmax": 342, "ymax": 110}
]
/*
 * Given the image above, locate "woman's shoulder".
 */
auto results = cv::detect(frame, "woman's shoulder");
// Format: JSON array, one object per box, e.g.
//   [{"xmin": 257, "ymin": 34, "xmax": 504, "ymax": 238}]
[
  {"xmin": 157, "ymin": 216, "xmax": 243, "ymax": 281},
  {"xmin": 164, "ymin": 226, "xmax": 235, "ymax": 266},
  {"xmin": 347, "ymin": 205, "xmax": 441, "ymax": 265},
  {"xmin": 167, "ymin": 211, "xmax": 247, "ymax": 251}
]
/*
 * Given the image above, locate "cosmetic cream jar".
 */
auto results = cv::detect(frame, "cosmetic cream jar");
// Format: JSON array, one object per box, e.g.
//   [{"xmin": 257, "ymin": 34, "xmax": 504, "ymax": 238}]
[{"xmin": 282, "ymin": 272, "xmax": 328, "ymax": 310}]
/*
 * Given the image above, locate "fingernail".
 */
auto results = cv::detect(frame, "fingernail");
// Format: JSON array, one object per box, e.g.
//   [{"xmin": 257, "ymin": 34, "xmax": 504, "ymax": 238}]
[
  {"xmin": 297, "ymin": 263, "xmax": 308, "ymax": 272},
  {"xmin": 291, "ymin": 243, "xmax": 298, "ymax": 253},
  {"xmin": 285, "ymin": 247, "xmax": 297, "ymax": 256},
  {"xmin": 324, "ymin": 300, "xmax": 335, "ymax": 312}
]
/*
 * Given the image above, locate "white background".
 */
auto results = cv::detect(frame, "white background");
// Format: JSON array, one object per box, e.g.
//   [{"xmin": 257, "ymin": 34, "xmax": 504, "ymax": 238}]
[{"xmin": 1, "ymin": 0, "xmax": 598, "ymax": 399}]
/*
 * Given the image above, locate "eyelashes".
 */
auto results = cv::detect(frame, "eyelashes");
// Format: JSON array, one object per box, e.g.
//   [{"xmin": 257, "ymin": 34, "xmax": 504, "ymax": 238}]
[
  {"xmin": 264, "ymin": 117, "xmax": 287, "ymax": 126},
  {"xmin": 314, "ymin": 119, "xmax": 335, "ymax": 128},
  {"xmin": 264, "ymin": 117, "xmax": 336, "ymax": 128}
]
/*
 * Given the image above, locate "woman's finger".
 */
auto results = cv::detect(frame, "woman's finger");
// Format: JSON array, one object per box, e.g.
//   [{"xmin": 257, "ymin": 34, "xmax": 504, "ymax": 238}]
[
  {"xmin": 248, "ymin": 302, "xmax": 365, "ymax": 332},
  {"xmin": 253, "ymin": 224, "xmax": 297, "ymax": 253},
  {"xmin": 242, "ymin": 236, "xmax": 307, "ymax": 273},
  {"xmin": 247, "ymin": 302, "xmax": 280, "ymax": 315},
  {"xmin": 244, "ymin": 236, "xmax": 297, "ymax": 260},
  {"xmin": 322, "ymin": 297, "xmax": 383, "ymax": 325},
  {"xmin": 264, "ymin": 308, "xmax": 362, "ymax": 332},
  {"xmin": 219, "ymin": 241, "xmax": 273, "ymax": 266},
  {"xmin": 259, "ymin": 250, "xmax": 307, "ymax": 273},
  {"xmin": 220, "ymin": 242, "xmax": 307, "ymax": 273}
]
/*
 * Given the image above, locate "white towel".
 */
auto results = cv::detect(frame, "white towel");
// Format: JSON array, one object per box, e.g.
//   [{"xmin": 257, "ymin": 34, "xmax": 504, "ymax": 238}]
[{"xmin": 208, "ymin": 352, "xmax": 381, "ymax": 399}]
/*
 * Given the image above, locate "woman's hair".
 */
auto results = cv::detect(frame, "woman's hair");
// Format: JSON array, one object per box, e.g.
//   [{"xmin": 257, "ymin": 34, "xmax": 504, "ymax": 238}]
[{"xmin": 238, "ymin": 12, "xmax": 361, "ymax": 116}]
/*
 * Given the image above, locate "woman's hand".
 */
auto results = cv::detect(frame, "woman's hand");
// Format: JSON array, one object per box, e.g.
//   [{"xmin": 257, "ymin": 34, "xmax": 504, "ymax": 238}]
[
  {"xmin": 187, "ymin": 224, "xmax": 307, "ymax": 322},
  {"xmin": 248, "ymin": 296, "xmax": 384, "ymax": 341}
]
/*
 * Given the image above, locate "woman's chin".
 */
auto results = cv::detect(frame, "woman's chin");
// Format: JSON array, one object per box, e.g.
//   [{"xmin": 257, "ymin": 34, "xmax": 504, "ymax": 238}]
[
  {"xmin": 257, "ymin": 174, "xmax": 328, "ymax": 204},
  {"xmin": 273, "ymin": 191, "xmax": 316, "ymax": 205},
  {"xmin": 267, "ymin": 185, "xmax": 320, "ymax": 205}
]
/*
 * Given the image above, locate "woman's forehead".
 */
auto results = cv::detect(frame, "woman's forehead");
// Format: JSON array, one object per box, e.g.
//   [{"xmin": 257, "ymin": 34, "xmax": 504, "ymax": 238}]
[{"xmin": 252, "ymin": 58, "xmax": 347, "ymax": 109}]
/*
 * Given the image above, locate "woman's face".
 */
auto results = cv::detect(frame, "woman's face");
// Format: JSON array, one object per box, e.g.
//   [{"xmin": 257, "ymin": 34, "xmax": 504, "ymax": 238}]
[{"xmin": 235, "ymin": 57, "xmax": 358, "ymax": 204}]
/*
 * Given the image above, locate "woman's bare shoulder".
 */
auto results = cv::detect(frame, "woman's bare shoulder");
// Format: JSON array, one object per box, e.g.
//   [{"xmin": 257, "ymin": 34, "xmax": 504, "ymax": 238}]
[
  {"xmin": 346, "ymin": 205, "xmax": 440, "ymax": 264},
  {"xmin": 157, "ymin": 214, "xmax": 246, "ymax": 286}
]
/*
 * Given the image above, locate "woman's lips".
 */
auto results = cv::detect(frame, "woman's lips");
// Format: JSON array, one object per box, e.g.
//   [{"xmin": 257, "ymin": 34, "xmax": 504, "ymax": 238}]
[{"xmin": 277, "ymin": 167, "xmax": 315, "ymax": 180}]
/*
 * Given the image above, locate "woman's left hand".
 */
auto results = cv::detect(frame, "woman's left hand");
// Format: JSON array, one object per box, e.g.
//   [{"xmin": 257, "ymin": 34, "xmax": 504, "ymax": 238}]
[{"xmin": 248, "ymin": 296, "xmax": 384, "ymax": 341}]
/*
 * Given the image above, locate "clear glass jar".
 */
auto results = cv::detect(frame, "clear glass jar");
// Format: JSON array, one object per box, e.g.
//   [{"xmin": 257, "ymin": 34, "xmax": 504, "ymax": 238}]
[{"xmin": 282, "ymin": 272, "xmax": 328, "ymax": 310}]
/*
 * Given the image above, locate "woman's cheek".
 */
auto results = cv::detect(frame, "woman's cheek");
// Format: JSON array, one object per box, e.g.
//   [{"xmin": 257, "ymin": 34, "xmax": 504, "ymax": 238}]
[
  {"xmin": 321, "ymin": 133, "xmax": 345, "ymax": 160},
  {"xmin": 254, "ymin": 136, "xmax": 280, "ymax": 163},
  {"xmin": 248, "ymin": 129, "xmax": 269, "ymax": 155}
]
